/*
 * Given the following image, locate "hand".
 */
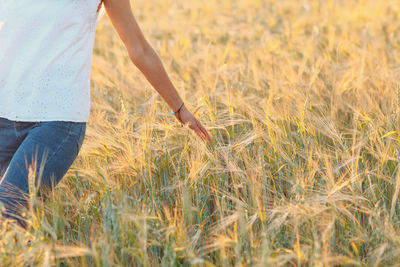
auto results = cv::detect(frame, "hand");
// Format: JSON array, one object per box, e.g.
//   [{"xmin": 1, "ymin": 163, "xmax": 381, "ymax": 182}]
[{"xmin": 174, "ymin": 104, "xmax": 213, "ymax": 143}]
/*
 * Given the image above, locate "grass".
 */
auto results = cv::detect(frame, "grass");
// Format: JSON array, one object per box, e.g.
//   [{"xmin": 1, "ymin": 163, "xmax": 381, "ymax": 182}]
[{"xmin": 1, "ymin": 0, "xmax": 400, "ymax": 265}]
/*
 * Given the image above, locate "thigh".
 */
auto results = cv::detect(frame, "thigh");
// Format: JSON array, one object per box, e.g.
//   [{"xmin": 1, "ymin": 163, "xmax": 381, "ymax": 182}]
[
  {"xmin": 0, "ymin": 117, "xmax": 21, "ymax": 178},
  {"xmin": 0, "ymin": 121, "xmax": 86, "ymax": 195}
]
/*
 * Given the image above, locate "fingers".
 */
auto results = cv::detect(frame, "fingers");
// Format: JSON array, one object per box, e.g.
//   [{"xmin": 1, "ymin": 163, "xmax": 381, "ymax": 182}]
[
  {"xmin": 188, "ymin": 121, "xmax": 204, "ymax": 140},
  {"xmin": 174, "ymin": 108, "xmax": 212, "ymax": 143},
  {"xmin": 188, "ymin": 119, "xmax": 213, "ymax": 143},
  {"xmin": 197, "ymin": 121, "xmax": 212, "ymax": 142},
  {"xmin": 196, "ymin": 121, "xmax": 212, "ymax": 143}
]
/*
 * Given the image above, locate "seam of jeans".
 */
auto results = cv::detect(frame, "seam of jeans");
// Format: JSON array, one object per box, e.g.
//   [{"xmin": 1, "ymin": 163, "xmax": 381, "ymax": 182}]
[
  {"xmin": 81, "ymin": 123, "xmax": 86, "ymax": 141},
  {"xmin": 76, "ymin": 124, "xmax": 85, "ymax": 157},
  {"xmin": 81, "ymin": 124, "xmax": 85, "ymax": 143}
]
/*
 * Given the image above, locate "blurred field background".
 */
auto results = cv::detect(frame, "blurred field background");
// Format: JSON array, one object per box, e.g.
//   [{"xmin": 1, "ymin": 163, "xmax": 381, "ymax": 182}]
[{"xmin": 2, "ymin": 0, "xmax": 400, "ymax": 265}]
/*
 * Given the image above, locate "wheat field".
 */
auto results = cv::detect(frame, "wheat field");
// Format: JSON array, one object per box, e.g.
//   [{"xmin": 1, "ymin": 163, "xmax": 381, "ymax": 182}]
[{"xmin": 1, "ymin": 0, "xmax": 400, "ymax": 266}]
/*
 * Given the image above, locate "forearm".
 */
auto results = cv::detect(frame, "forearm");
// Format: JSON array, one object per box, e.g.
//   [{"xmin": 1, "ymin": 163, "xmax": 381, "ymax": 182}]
[{"xmin": 130, "ymin": 44, "xmax": 184, "ymax": 112}]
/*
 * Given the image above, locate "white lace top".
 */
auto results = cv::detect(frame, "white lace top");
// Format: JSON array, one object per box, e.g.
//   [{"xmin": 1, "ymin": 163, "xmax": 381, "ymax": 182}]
[{"xmin": 0, "ymin": 0, "xmax": 105, "ymax": 122}]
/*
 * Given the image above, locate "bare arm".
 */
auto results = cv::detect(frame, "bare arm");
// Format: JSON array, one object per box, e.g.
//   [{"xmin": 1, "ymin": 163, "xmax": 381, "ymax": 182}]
[{"xmin": 102, "ymin": 0, "xmax": 212, "ymax": 143}]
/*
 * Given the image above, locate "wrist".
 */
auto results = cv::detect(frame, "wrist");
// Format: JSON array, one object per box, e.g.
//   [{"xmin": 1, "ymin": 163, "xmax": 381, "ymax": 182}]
[{"xmin": 172, "ymin": 102, "xmax": 184, "ymax": 115}]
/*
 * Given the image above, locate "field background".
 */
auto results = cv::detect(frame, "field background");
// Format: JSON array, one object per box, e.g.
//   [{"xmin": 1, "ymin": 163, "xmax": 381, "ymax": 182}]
[{"xmin": 2, "ymin": 0, "xmax": 400, "ymax": 266}]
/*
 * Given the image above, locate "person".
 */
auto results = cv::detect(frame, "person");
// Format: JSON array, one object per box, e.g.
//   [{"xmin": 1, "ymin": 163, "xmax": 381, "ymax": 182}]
[{"xmin": 0, "ymin": 0, "xmax": 212, "ymax": 229}]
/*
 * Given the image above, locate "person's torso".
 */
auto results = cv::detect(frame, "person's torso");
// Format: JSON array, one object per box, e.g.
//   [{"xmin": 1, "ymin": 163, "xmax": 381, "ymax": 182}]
[{"xmin": 0, "ymin": 0, "xmax": 103, "ymax": 122}]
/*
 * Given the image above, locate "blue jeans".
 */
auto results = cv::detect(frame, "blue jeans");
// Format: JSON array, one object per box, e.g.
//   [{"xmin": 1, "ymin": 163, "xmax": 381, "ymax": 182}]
[{"xmin": 0, "ymin": 117, "xmax": 86, "ymax": 228}]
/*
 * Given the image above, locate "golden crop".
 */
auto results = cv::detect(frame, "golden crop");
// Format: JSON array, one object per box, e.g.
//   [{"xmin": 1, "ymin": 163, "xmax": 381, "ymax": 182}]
[{"xmin": 1, "ymin": 0, "xmax": 400, "ymax": 266}]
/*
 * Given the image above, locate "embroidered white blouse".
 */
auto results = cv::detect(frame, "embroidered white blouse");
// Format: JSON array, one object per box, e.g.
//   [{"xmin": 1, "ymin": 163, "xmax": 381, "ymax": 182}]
[{"xmin": 0, "ymin": 0, "xmax": 105, "ymax": 122}]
